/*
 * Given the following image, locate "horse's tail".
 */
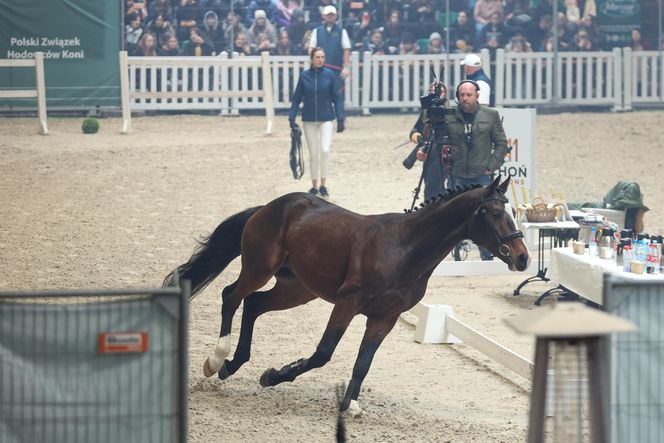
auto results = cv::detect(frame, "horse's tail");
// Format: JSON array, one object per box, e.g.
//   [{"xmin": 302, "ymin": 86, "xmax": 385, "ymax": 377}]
[{"xmin": 163, "ymin": 206, "xmax": 263, "ymax": 301}]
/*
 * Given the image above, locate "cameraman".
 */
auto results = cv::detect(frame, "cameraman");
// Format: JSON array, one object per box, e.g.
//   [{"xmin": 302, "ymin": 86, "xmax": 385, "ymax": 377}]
[{"xmin": 404, "ymin": 82, "xmax": 452, "ymax": 200}]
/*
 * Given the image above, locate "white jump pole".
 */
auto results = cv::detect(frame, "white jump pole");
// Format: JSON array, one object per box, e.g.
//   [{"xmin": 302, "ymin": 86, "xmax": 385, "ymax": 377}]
[{"xmin": 405, "ymin": 302, "xmax": 534, "ymax": 380}]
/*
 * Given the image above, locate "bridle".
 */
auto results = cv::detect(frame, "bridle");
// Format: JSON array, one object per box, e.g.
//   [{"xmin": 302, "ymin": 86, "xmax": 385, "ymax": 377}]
[{"xmin": 469, "ymin": 192, "xmax": 524, "ymax": 259}]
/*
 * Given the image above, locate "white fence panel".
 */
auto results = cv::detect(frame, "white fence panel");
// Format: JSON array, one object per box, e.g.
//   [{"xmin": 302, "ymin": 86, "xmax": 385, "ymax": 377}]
[{"xmin": 624, "ymin": 48, "xmax": 664, "ymax": 108}]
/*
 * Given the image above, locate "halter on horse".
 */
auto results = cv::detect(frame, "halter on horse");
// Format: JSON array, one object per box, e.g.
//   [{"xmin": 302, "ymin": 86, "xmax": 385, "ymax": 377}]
[{"xmin": 164, "ymin": 176, "xmax": 529, "ymax": 415}]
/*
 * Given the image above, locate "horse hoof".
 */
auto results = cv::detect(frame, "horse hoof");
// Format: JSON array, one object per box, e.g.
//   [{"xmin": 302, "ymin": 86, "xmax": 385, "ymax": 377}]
[
  {"xmin": 260, "ymin": 368, "xmax": 277, "ymax": 387},
  {"xmin": 345, "ymin": 400, "xmax": 363, "ymax": 418},
  {"xmin": 218, "ymin": 360, "xmax": 231, "ymax": 380},
  {"xmin": 203, "ymin": 358, "xmax": 215, "ymax": 378}
]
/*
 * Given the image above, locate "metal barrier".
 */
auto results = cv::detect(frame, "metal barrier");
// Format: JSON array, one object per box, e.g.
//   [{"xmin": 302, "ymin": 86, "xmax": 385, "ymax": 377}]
[
  {"xmin": 0, "ymin": 284, "xmax": 190, "ymax": 443},
  {"xmin": 602, "ymin": 274, "xmax": 664, "ymax": 443},
  {"xmin": 0, "ymin": 51, "xmax": 48, "ymax": 134}
]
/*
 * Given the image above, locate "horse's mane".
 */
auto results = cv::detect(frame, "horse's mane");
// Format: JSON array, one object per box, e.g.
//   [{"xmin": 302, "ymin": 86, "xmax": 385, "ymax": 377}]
[{"xmin": 404, "ymin": 184, "xmax": 483, "ymax": 214}]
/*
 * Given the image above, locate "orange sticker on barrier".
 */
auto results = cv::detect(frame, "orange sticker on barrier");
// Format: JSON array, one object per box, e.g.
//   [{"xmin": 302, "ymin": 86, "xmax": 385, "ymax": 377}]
[{"xmin": 98, "ymin": 332, "xmax": 148, "ymax": 353}]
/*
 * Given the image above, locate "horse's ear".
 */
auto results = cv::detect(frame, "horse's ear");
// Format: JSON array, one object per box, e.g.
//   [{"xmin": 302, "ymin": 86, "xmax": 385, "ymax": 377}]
[
  {"xmin": 498, "ymin": 176, "xmax": 510, "ymax": 194},
  {"xmin": 484, "ymin": 176, "xmax": 501, "ymax": 195}
]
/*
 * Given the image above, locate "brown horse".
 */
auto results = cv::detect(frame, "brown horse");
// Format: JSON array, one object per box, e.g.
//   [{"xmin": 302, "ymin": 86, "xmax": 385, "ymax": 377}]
[{"xmin": 164, "ymin": 176, "xmax": 529, "ymax": 416}]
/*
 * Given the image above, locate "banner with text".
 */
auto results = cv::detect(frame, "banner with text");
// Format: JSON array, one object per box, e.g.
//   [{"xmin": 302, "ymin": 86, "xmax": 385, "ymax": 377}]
[
  {"xmin": 497, "ymin": 107, "xmax": 536, "ymax": 208},
  {"xmin": 0, "ymin": 0, "xmax": 121, "ymax": 108}
]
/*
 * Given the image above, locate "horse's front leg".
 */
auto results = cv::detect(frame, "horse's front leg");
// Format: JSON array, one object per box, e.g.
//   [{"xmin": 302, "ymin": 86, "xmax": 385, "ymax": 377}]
[
  {"xmin": 341, "ymin": 315, "xmax": 399, "ymax": 417},
  {"xmin": 259, "ymin": 302, "xmax": 355, "ymax": 387}
]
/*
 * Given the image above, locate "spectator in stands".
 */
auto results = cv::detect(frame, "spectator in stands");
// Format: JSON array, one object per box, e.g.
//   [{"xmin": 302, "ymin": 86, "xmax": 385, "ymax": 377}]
[
  {"xmin": 384, "ymin": 10, "xmax": 404, "ymax": 54},
  {"xmin": 301, "ymin": 29, "xmax": 313, "ymax": 52},
  {"xmin": 473, "ymin": 0, "xmax": 503, "ymax": 35},
  {"xmin": 460, "ymin": 53, "xmax": 494, "ymax": 106},
  {"xmin": 177, "ymin": 0, "xmax": 203, "ymax": 42},
  {"xmin": 426, "ymin": 32, "xmax": 447, "ymax": 54},
  {"xmin": 274, "ymin": 0, "xmax": 303, "ymax": 27},
  {"xmin": 526, "ymin": 14, "xmax": 553, "ymax": 52},
  {"xmin": 309, "ymin": 5, "xmax": 352, "ymax": 80},
  {"xmin": 399, "ymin": 32, "xmax": 418, "ymax": 55},
  {"xmin": 159, "ymin": 35, "xmax": 182, "ymax": 56},
  {"xmin": 363, "ymin": 29, "xmax": 387, "ymax": 54},
  {"xmin": 571, "ymin": 29, "xmax": 594, "ymax": 51},
  {"xmin": 126, "ymin": 0, "xmax": 148, "ymax": 20},
  {"xmin": 578, "ymin": 13, "xmax": 604, "ymax": 50},
  {"xmin": 202, "ymin": 10, "xmax": 226, "ymax": 54},
  {"xmin": 247, "ymin": 10, "xmax": 278, "ymax": 53},
  {"xmin": 564, "ymin": 0, "xmax": 581, "ymax": 26},
  {"xmin": 274, "ymin": 29, "xmax": 301, "ymax": 55},
  {"xmin": 145, "ymin": 13, "xmax": 177, "ymax": 49},
  {"xmin": 231, "ymin": 32, "xmax": 254, "ymax": 55},
  {"xmin": 629, "ymin": 28, "xmax": 651, "ymax": 51},
  {"xmin": 582, "ymin": 0, "xmax": 596, "ymax": 19},
  {"xmin": 503, "ymin": 0, "xmax": 530, "ymax": 23},
  {"xmin": 125, "ymin": 13, "xmax": 144, "ymax": 54},
  {"xmin": 244, "ymin": 0, "xmax": 277, "ymax": 27},
  {"xmin": 351, "ymin": 10, "xmax": 373, "ymax": 52},
  {"xmin": 554, "ymin": 12, "xmax": 575, "ymax": 51},
  {"xmin": 149, "ymin": 0, "xmax": 176, "ymax": 22},
  {"xmin": 449, "ymin": 10, "xmax": 477, "ymax": 53},
  {"xmin": 133, "ymin": 32, "xmax": 158, "ymax": 56},
  {"xmin": 477, "ymin": 11, "xmax": 507, "ymax": 56},
  {"xmin": 412, "ymin": 0, "xmax": 440, "ymax": 39},
  {"xmin": 531, "ymin": 0, "xmax": 553, "ymax": 22},
  {"xmin": 182, "ymin": 27, "xmax": 216, "ymax": 55},
  {"xmin": 223, "ymin": 11, "xmax": 247, "ymax": 52},
  {"xmin": 505, "ymin": 32, "xmax": 532, "ymax": 52},
  {"xmin": 286, "ymin": 9, "xmax": 307, "ymax": 50}
]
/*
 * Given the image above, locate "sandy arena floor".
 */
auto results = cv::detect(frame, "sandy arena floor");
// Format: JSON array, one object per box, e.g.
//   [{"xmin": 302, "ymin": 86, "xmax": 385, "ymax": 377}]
[{"xmin": 1, "ymin": 110, "xmax": 662, "ymax": 442}]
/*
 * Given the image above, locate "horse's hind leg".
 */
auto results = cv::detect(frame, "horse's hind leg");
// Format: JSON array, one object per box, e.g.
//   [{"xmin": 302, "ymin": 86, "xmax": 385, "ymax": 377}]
[
  {"xmin": 203, "ymin": 263, "xmax": 281, "ymax": 377},
  {"xmin": 339, "ymin": 315, "xmax": 399, "ymax": 416},
  {"xmin": 259, "ymin": 302, "xmax": 355, "ymax": 387},
  {"xmin": 218, "ymin": 276, "xmax": 317, "ymax": 380}
]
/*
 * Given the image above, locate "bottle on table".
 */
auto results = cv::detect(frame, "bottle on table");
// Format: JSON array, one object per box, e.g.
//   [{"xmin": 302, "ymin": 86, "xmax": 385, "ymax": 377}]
[
  {"xmin": 589, "ymin": 227, "xmax": 598, "ymax": 257},
  {"xmin": 647, "ymin": 241, "xmax": 660, "ymax": 275},
  {"xmin": 623, "ymin": 245, "xmax": 632, "ymax": 272}
]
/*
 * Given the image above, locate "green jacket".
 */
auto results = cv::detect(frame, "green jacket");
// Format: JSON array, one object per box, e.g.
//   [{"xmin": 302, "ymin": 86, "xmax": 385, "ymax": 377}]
[{"xmin": 447, "ymin": 105, "xmax": 509, "ymax": 179}]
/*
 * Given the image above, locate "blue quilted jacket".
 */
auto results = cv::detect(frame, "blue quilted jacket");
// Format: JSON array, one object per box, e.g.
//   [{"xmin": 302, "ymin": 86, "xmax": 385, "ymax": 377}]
[{"xmin": 288, "ymin": 66, "xmax": 344, "ymax": 122}]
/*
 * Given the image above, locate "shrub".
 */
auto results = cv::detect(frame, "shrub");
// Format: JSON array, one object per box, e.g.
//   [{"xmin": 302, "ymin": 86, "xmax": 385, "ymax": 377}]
[{"xmin": 81, "ymin": 117, "xmax": 100, "ymax": 134}]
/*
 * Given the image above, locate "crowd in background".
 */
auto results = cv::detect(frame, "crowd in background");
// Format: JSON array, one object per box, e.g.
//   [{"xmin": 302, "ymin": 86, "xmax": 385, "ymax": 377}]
[{"xmin": 124, "ymin": 0, "xmax": 661, "ymax": 58}]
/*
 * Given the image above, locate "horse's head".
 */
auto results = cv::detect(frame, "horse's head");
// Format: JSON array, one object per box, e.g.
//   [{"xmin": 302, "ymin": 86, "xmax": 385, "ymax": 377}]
[{"xmin": 468, "ymin": 176, "xmax": 530, "ymax": 271}]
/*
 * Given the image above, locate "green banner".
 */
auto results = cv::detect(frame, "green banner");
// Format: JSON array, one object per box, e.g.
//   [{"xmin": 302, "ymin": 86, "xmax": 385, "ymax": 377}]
[
  {"xmin": 0, "ymin": 0, "xmax": 121, "ymax": 109},
  {"xmin": 595, "ymin": 0, "xmax": 643, "ymax": 48}
]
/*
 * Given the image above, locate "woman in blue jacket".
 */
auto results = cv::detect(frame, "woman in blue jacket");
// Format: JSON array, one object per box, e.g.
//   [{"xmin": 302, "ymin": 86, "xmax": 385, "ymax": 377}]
[{"xmin": 288, "ymin": 47, "xmax": 345, "ymax": 198}]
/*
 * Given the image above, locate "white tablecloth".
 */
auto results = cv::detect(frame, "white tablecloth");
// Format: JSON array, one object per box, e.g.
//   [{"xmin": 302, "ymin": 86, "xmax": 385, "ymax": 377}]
[
  {"xmin": 520, "ymin": 220, "xmax": 580, "ymax": 231},
  {"xmin": 549, "ymin": 247, "xmax": 664, "ymax": 305}
]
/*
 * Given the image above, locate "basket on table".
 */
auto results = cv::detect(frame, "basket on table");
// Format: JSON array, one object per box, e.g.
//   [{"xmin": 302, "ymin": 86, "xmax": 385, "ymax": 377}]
[{"xmin": 525, "ymin": 198, "xmax": 558, "ymax": 223}]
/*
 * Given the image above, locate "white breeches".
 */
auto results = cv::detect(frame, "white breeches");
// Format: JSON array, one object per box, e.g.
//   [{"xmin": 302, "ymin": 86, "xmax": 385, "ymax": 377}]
[{"xmin": 303, "ymin": 121, "xmax": 333, "ymax": 181}]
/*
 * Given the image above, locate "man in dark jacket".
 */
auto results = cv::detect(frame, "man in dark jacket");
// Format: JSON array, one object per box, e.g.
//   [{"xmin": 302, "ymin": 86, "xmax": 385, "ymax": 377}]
[{"xmin": 448, "ymin": 80, "xmax": 510, "ymax": 259}]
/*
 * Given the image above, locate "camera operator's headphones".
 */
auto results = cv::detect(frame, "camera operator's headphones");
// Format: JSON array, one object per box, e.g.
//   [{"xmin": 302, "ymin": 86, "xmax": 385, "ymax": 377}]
[{"xmin": 455, "ymin": 80, "xmax": 480, "ymax": 100}]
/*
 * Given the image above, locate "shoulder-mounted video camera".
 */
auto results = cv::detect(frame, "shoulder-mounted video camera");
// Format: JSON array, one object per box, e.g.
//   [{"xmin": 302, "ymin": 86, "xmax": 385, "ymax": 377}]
[{"xmin": 419, "ymin": 68, "xmax": 455, "ymax": 126}]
